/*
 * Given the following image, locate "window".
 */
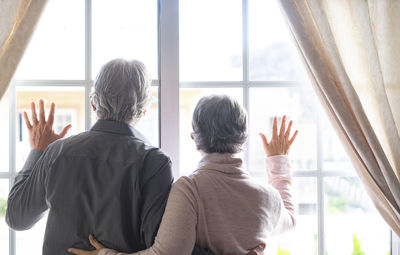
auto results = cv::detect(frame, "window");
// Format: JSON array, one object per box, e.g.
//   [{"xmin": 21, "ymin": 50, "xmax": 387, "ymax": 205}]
[
  {"xmin": 1, "ymin": 1, "xmax": 159, "ymax": 254},
  {"xmin": 178, "ymin": 0, "xmax": 391, "ymax": 255},
  {"xmin": 0, "ymin": 0, "xmax": 393, "ymax": 254}
]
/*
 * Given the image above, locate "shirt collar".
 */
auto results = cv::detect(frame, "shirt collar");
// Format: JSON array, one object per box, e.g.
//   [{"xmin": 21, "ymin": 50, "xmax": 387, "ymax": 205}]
[
  {"xmin": 90, "ymin": 120, "xmax": 150, "ymax": 144},
  {"xmin": 196, "ymin": 153, "xmax": 247, "ymax": 174}
]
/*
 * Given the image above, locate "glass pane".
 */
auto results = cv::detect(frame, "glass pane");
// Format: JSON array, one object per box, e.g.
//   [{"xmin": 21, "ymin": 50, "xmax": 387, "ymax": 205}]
[
  {"xmin": 180, "ymin": 0, "xmax": 242, "ymax": 81},
  {"xmin": 16, "ymin": 87, "xmax": 85, "ymax": 171},
  {"xmin": 266, "ymin": 177, "xmax": 318, "ymax": 255},
  {"xmin": 321, "ymin": 111, "xmax": 353, "ymax": 171},
  {"xmin": 248, "ymin": 0, "xmax": 307, "ymax": 81},
  {"xmin": 324, "ymin": 177, "xmax": 391, "ymax": 255},
  {"xmin": 179, "ymin": 88, "xmax": 243, "ymax": 176},
  {"xmin": 0, "ymin": 91, "xmax": 9, "ymax": 171},
  {"xmin": 0, "ymin": 179, "xmax": 9, "ymax": 255},
  {"xmin": 135, "ymin": 88, "xmax": 159, "ymax": 146},
  {"xmin": 92, "ymin": 0, "xmax": 158, "ymax": 79},
  {"xmin": 14, "ymin": 0, "xmax": 84, "ymax": 80},
  {"xmin": 16, "ymin": 214, "xmax": 47, "ymax": 255},
  {"xmin": 249, "ymin": 86, "xmax": 318, "ymax": 172}
]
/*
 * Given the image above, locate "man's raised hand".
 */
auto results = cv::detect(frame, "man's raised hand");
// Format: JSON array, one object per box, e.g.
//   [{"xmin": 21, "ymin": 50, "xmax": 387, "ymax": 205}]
[{"xmin": 24, "ymin": 99, "xmax": 72, "ymax": 151}]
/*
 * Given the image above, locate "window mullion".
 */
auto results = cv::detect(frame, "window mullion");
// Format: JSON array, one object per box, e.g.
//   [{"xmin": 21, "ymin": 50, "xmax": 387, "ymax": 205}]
[
  {"xmin": 242, "ymin": 0, "xmax": 249, "ymax": 83},
  {"xmin": 85, "ymin": 0, "xmax": 92, "ymax": 131},
  {"xmin": 317, "ymin": 104, "xmax": 325, "ymax": 255},
  {"xmin": 159, "ymin": 0, "xmax": 180, "ymax": 177},
  {"xmin": 242, "ymin": 0, "xmax": 250, "ymax": 167},
  {"xmin": 9, "ymin": 82, "xmax": 16, "ymax": 255},
  {"xmin": 392, "ymin": 231, "xmax": 400, "ymax": 255},
  {"xmin": 0, "ymin": 173, "xmax": 10, "ymax": 178}
]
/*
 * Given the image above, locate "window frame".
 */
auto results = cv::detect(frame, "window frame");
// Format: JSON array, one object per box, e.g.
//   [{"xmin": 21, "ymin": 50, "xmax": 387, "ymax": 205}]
[{"xmin": 0, "ymin": 0, "xmax": 395, "ymax": 254}]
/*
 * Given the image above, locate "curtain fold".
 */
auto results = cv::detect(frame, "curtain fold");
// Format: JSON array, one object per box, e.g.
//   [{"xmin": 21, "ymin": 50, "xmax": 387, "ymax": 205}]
[
  {"xmin": 0, "ymin": 0, "xmax": 48, "ymax": 99},
  {"xmin": 277, "ymin": 0, "xmax": 400, "ymax": 236}
]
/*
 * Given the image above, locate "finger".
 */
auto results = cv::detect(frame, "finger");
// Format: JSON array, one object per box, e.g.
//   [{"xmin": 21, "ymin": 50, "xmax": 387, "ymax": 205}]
[
  {"xmin": 285, "ymin": 120, "xmax": 293, "ymax": 139},
  {"xmin": 279, "ymin": 115, "xmax": 286, "ymax": 137},
  {"xmin": 47, "ymin": 102, "xmax": 55, "ymax": 126},
  {"xmin": 67, "ymin": 248, "xmax": 92, "ymax": 255},
  {"xmin": 23, "ymin": 112, "xmax": 33, "ymax": 130},
  {"xmin": 58, "ymin": 124, "xmax": 72, "ymax": 138},
  {"xmin": 247, "ymin": 250, "xmax": 259, "ymax": 255},
  {"xmin": 289, "ymin": 130, "xmax": 299, "ymax": 145},
  {"xmin": 259, "ymin": 133, "xmax": 269, "ymax": 155},
  {"xmin": 259, "ymin": 133, "xmax": 268, "ymax": 147},
  {"xmin": 39, "ymin": 99, "xmax": 46, "ymax": 123},
  {"xmin": 272, "ymin": 116, "xmax": 278, "ymax": 137},
  {"xmin": 31, "ymin": 102, "xmax": 39, "ymax": 124},
  {"xmin": 247, "ymin": 243, "xmax": 266, "ymax": 255},
  {"xmin": 89, "ymin": 235, "xmax": 104, "ymax": 250}
]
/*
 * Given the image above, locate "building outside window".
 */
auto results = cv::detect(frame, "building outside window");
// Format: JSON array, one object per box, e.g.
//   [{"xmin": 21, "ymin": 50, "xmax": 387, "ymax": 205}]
[{"xmin": 0, "ymin": 0, "xmax": 393, "ymax": 255}]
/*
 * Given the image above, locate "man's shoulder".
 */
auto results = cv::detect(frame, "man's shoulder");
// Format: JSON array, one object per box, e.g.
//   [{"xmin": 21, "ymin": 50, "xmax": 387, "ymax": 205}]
[
  {"xmin": 144, "ymin": 147, "xmax": 171, "ymax": 161},
  {"xmin": 141, "ymin": 147, "xmax": 173, "ymax": 183},
  {"xmin": 143, "ymin": 147, "xmax": 172, "ymax": 172},
  {"xmin": 46, "ymin": 131, "xmax": 171, "ymax": 168}
]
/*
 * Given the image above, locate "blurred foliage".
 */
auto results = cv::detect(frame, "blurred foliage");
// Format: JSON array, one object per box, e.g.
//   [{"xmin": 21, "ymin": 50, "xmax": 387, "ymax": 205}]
[
  {"xmin": 352, "ymin": 234, "xmax": 365, "ymax": 255},
  {"xmin": 327, "ymin": 196, "xmax": 349, "ymax": 214},
  {"xmin": 0, "ymin": 198, "xmax": 6, "ymax": 218},
  {"xmin": 314, "ymin": 234, "xmax": 318, "ymax": 255},
  {"xmin": 325, "ymin": 177, "xmax": 367, "ymax": 214},
  {"xmin": 276, "ymin": 247, "xmax": 290, "ymax": 255}
]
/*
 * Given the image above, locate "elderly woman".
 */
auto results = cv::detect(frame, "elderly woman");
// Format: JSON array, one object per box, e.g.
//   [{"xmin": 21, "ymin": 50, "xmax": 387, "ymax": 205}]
[{"xmin": 69, "ymin": 95, "xmax": 298, "ymax": 255}]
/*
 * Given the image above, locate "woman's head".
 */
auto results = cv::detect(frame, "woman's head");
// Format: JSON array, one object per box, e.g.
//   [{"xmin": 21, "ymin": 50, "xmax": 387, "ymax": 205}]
[
  {"xmin": 91, "ymin": 58, "xmax": 152, "ymax": 124},
  {"xmin": 192, "ymin": 95, "xmax": 248, "ymax": 154}
]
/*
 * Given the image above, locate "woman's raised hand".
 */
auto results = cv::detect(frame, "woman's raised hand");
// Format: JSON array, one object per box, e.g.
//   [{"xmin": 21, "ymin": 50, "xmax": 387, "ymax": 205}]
[{"xmin": 259, "ymin": 115, "xmax": 298, "ymax": 157}]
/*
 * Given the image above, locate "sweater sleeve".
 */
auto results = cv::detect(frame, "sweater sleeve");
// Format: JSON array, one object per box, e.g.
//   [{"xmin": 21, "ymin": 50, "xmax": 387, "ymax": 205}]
[
  {"xmin": 99, "ymin": 177, "xmax": 197, "ymax": 255},
  {"xmin": 266, "ymin": 155, "xmax": 296, "ymax": 235}
]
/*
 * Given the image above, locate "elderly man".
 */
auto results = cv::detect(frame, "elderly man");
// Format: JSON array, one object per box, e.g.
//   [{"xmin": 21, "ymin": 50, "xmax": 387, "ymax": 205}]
[{"xmin": 6, "ymin": 59, "xmax": 213, "ymax": 255}]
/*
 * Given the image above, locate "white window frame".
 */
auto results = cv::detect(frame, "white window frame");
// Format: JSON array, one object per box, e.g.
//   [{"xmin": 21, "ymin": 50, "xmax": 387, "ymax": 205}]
[{"xmin": 0, "ymin": 0, "xmax": 396, "ymax": 254}]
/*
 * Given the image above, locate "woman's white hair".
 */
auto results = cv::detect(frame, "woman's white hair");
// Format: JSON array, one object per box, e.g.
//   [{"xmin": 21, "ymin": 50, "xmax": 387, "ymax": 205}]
[{"xmin": 91, "ymin": 58, "xmax": 152, "ymax": 124}]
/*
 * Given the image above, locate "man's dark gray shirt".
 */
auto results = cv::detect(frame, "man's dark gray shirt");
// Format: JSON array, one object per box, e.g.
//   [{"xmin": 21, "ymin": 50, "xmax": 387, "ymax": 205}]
[{"xmin": 6, "ymin": 120, "xmax": 174, "ymax": 255}]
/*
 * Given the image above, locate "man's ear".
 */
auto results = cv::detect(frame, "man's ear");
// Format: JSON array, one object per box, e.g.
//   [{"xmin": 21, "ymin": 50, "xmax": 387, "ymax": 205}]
[
  {"xmin": 91, "ymin": 101, "xmax": 96, "ymax": 111},
  {"xmin": 143, "ymin": 110, "xmax": 147, "ymax": 117}
]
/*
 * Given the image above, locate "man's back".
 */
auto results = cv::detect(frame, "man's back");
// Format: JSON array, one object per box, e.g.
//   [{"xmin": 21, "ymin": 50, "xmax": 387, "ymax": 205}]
[{"xmin": 7, "ymin": 120, "xmax": 173, "ymax": 255}]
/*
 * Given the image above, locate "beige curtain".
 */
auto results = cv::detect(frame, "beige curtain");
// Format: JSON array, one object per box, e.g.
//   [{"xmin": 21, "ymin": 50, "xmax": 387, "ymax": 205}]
[
  {"xmin": 0, "ymin": 0, "xmax": 48, "ymax": 99},
  {"xmin": 277, "ymin": 0, "xmax": 400, "ymax": 236}
]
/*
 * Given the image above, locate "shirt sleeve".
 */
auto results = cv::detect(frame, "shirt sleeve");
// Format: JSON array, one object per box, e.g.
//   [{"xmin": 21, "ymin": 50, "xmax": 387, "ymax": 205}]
[
  {"xmin": 99, "ymin": 177, "xmax": 198, "ymax": 255},
  {"xmin": 6, "ymin": 149, "xmax": 48, "ymax": 230},
  {"xmin": 266, "ymin": 155, "xmax": 296, "ymax": 234},
  {"xmin": 139, "ymin": 149, "xmax": 174, "ymax": 247}
]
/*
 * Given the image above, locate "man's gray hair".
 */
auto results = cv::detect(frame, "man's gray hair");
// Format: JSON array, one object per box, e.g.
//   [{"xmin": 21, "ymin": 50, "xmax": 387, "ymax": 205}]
[
  {"xmin": 192, "ymin": 95, "xmax": 247, "ymax": 154},
  {"xmin": 91, "ymin": 58, "xmax": 152, "ymax": 123}
]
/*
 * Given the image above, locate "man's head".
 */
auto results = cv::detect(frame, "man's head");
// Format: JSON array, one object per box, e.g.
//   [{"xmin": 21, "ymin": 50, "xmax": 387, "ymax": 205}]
[
  {"xmin": 91, "ymin": 58, "xmax": 152, "ymax": 124},
  {"xmin": 191, "ymin": 94, "xmax": 248, "ymax": 154}
]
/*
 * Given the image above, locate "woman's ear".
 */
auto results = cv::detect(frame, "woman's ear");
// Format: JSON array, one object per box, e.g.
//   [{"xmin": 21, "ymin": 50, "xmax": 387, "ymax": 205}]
[{"xmin": 190, "ymin": 133, "xmax": 194, "ymax": 140}]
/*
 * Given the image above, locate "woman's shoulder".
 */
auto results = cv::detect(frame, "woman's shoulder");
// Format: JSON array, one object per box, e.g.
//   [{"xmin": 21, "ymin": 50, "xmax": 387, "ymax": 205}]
[
  {"xmin": 174, "ymin": 175, "xmax": 194, "ymax": 186},
  {"xmin": 172, "ymin": 173, "xmax": 203, "ymax": 193},
  {"xmin": 169, "ymin": 176, "xmax": 201, "ymax": 210},
  {"xmin": 173, "ymin": 168, "xmax": 206, "ymax": 185}
]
